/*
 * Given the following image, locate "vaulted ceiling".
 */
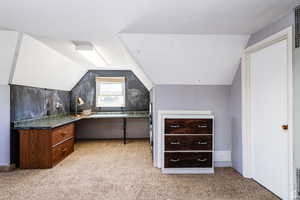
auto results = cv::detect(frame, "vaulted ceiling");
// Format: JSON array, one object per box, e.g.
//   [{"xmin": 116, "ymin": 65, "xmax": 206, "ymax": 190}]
[{"xmin": 0, "ymin": 0, "xmax": 296, "ymax": 89}]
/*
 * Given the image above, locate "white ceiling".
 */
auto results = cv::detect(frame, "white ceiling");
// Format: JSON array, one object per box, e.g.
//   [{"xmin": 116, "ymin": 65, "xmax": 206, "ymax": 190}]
[
  {"xmin": 0, "ymin": 0, "xmax": 296, "ymax": 87},
  {"xmin": 120, "ymin": 34, "xmax": 249, "ymax": 85}
]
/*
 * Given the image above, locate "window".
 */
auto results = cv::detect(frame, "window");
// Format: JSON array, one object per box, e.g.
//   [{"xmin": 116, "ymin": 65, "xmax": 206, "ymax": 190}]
[{"xmin": 96, "ymin": 77, "xmax": 125, "ymax": 107}]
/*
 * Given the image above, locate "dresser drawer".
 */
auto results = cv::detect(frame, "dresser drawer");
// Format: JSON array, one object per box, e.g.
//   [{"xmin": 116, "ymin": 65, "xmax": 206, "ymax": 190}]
[
  {"xmin": 165, "ymin": 119, "xmax": 213, "ymax": 135},
  {"xmin": 165, "ymin": 119, "xmax": 189, "ymax": 134},
  {"xmin": 52, "ymin": 138, "xmax": 74, "ymax": 165},
  {"xmin": 52, "ymin": 123, "xmax": 75, "ymax": 146},
  {"xmin": 165, "ymin": 135, "xmax": 212, "ymax": 151},
  {"xmin": 186, "ymin": 119, "xmax": 212, "ymax": 129},
  {"xmin": 164, "ymin": 152, "xmax": 212, "ymax": 168}
]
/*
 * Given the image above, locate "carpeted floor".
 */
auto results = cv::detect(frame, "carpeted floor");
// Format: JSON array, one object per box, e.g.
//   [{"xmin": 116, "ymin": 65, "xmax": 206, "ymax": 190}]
[{"xmin": 1, "ymin": 140, "xmax": 278, "ymax": 200}]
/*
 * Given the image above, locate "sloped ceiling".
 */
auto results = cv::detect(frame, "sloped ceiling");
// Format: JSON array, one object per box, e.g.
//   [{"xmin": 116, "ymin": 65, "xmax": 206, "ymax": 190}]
[
  {"xmin": 0, "ymin": 30, "xmax": 19, "ymax": 85},
  {"xmin": 13, "ymin": 34, "xmax": 87, "ymax": 91},
  {"xmin": 120, "ymin": 34, "xmax": 249, "ymax": 85},
  {"xmin": 0, "ymin": 0, "xmax": 296, "ymax": 88}
]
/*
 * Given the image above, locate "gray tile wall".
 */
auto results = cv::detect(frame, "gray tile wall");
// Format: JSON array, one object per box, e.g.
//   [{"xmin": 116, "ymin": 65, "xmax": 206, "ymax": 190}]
[
  {"xmin": 10, "ymin": 85, "xmax": 70, "ymax": 121},
  {"xmin": 71, "ymin": 70, "xmax": 149, "ymax": 112}
]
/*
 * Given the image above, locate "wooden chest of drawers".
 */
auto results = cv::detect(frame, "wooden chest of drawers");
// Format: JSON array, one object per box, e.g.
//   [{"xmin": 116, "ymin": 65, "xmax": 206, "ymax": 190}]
[
  {"xmin": 19, "ymin": 123, "xmax": 75, "ymax": 169},
  {"xmin": 163, "ymin": 117, "xmax": 214, "ymax": 174}
]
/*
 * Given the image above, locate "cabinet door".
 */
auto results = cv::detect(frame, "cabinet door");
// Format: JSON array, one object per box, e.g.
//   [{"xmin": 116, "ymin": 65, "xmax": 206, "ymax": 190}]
[{"xmin": 19, "ymin": 130, "xmax": 52, "ymax": 169}]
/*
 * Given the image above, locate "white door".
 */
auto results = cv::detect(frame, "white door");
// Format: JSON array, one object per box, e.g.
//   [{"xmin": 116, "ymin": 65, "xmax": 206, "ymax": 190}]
[{"xmin": 250, "ymin": 39, "xmax": 289, "ymax": 199}]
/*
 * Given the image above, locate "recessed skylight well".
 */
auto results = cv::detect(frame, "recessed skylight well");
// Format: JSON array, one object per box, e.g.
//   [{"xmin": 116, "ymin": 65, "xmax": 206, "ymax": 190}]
[{"xmin": 75, "ymin": 42, "xmax": 107, "ymax": 67}]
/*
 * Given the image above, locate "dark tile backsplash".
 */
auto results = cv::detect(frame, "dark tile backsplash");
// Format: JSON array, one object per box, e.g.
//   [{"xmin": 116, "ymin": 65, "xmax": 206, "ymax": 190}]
[
  {"xmin": 71, "ymin": 70, "xmax": 149, "ymax": 112},
  {"xmin": 10, "ymin": 70, "xmax": 149, "ymax": 121},
  {"xmin": 10, "ymin": 85, "xmax": 70, "ymax": 121}
]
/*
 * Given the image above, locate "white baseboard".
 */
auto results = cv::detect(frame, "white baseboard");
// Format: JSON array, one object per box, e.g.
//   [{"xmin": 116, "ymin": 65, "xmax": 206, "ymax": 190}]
[{"xmin": 163, "ymin": 168, "xmax": 214, "ymax": 174}]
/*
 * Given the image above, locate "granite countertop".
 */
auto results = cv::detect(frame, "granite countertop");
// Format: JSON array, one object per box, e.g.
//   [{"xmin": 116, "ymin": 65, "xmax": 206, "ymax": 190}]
[{"xmin": 13, "ymin": 111, "xmax": 149, "ymax": 130}]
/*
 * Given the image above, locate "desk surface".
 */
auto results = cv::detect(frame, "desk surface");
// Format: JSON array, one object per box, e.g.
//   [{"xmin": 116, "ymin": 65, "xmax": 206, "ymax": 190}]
[{"xmin": 13, "ymin": 111, "xmax": 149, "ymax": 130}]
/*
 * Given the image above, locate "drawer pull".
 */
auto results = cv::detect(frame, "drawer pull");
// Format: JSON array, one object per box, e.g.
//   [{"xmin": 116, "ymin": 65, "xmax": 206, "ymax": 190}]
[
  {"xmin": 170, "ymin": 158, "xmax": 180, "ymax": 162},
  {"xmin": 61, "ymin": 148, "xmax": 68, "ymax": 152},
  {"xmin": 197, "ymin": 158, "xmax": 208, "ymax": 162},
  {"xmin": 170, "ymin": 125, "xmax": 180, "ymax": 128},
  {"xmin": 61, "ymin": 132, "xmax": 67, "ymax": 137},
  {"xmin": 197, "ymin": 125, "xmax": 208, "ymax": 128},
  {"xmin": 170, "ymin": 141, "xmax": 180, "ymax": 145},
  {"xmin": 197, "ymin": 141, "xmax": 208, "ymax": 145}
]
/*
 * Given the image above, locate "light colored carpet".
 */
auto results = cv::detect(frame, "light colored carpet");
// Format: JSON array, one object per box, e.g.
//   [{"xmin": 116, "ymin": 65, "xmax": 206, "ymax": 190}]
[{"xmin": 1, "ymin": 140, "xmax": 278, "ymax": 200}]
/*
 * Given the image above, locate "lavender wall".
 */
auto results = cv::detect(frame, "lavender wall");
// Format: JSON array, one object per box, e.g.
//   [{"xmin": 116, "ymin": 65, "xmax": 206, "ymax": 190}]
[
  {"xmin": 247, "ymin": 12, "xmax": 293, "ymax": 47},
  {"xmin": 0, "ymin": 85, "xmax": 10, "ymax": 165},
  {"xmin": 152, "ymin": 85, "xmax": 232, "ymax": 166},
  {"xmin": 230, "ymin": 65, "xmax": 242, "ymax": 174}
]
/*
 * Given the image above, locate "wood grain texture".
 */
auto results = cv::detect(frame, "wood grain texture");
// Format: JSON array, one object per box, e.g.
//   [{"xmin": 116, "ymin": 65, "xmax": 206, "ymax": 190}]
[
  {"xmin": 165, "ymin": 135, "xmax": 212, "ymax": 151},
  {"xmin": 165, "ymin": 119, "xmax": 213, "ymax": 134},
  {"xmin": 164, "ymin": 118, "xmax": 214, "ymax": 170},
  {"xmin": 52, "ymin": 138, "xmax": 74, "ymax": 165},
  {"xmin": 19, "ymin": 123, "xmax": 75, "ymax": 169},
  {"xmin": 19, "ymin": 129, "xmax": 52, "ymax": 169},
  {"xmin": 52, "ymin": 123, "xmax": 75, "ymax": 146},
  {"xmin": 164, "ymin": 152, "xmax": 212, "ymax": 168}
]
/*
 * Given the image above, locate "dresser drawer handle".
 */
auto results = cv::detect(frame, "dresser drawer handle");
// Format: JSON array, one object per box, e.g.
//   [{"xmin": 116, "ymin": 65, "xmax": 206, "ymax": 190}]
[
  {"xmin": 61, "ymin": 148, "xmax": 68, "ymax": 152},
  {"xmin": 197, "ymin": 125, "xmax": 208, "ymax": 128},
  {"xmin": 170, "ymin": 141, "xmax": 180, "ymax": 145},
  {"xmin": 170, "ymin": 158, "xmax": 180, "ymax": 162},
  {"xmin": 197, "ymin": 141, "xmax": 208, "ymax": 145},
  {"xmin": 170, "ymin": 125, "xmax": 180, "ymax": 128},
  {"xmin": 61, "ymin": 132, "xmax": 67, "ymax": 137},
  {"xmin": 197, "ymin": 158, "xmax": 208, "ymax": 162}
]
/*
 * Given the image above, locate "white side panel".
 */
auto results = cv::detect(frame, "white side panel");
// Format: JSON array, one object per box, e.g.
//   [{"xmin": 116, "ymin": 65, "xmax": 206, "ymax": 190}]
[
  {"xmin": 0, "ymin": 85, "xmax": 10, "ymax": 165},
  {"xmin": 0, "ymin": 30, "xmax": 19, "ymax": 85},
  {"xmin": 13, "ymin": 34, "xmax": 87, "ymax": 91},
  {"xmin": 250, "ymin": 39, "xmax": 288, "ymax": 199}
]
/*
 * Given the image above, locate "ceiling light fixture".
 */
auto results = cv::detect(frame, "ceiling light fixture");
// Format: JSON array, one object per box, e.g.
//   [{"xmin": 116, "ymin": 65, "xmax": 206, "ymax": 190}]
[{"xmin": 75, "ymin": 42, "xmax": 107, "ymax": 66}]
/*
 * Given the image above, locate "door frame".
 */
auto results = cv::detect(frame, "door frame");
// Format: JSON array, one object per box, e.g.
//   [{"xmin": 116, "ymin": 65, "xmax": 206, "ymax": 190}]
[{"xmin": 241, "ymin": 26, "xmax": 294, "ymax": 199}]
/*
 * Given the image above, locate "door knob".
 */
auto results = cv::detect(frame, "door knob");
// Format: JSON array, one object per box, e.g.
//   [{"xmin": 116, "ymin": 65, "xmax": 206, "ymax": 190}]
[{"xmin": 282, "ymin": 125, "xmax": 288, "ymax": 130}]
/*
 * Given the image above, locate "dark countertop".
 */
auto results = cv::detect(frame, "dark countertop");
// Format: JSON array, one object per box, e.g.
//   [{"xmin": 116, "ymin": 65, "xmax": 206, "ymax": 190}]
[{"xmin": 13, "ymin": 111, "xmax": 149, "ymax": 130}]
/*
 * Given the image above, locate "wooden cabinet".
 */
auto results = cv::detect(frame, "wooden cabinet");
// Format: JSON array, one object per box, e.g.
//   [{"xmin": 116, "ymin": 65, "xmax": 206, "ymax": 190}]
[
  {"xmin": 163, "ymin": 117, "xmax": 214, "ymax": 174},
  {"xmin": 19, "ymin": 123, "xmax": 75, "ymax": 169}
]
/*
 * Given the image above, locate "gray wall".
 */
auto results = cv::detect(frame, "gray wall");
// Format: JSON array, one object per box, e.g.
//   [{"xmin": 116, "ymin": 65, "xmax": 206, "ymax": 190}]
[
  {"xmin": 76, "ymin": 118, "xmax": 149, "ymax": 139},
  {"xmin": 10, "ymin": 85, "xmax": 70, "ymax": 121},
  {"xmin": 230, "ymin": 65, "xmax": 242, "ymax": 174},
  {"xmin": 247, "ymin": 12, "xmax": 294, "ymax": 47},
  {"xmin": 71, "ymin": 70, "xmax": 149, "ymax": 112},
  {"xmin": 295, "ymin": 48, "xmax": 300, "ymax": 169},
  {"xmin": 154, "ymin": 85, "xmax": 231, "ymax": 150},
  {"xmin": 152, "ymin": 85, "xmax": 232, "ymax": 166},
  {"xmin": 0, "ymin": 85, "xmax": 10, "ymax": 165}
]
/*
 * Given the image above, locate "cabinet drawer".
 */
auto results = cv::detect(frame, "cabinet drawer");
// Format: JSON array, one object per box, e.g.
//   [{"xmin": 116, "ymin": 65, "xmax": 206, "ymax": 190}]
[
  {"xmin": 165, "ymin": 119, "xmax": 213, "ymax": 135},
  {"xmin": 164, "ymin": 152, "xmax": 212, "ymax": 168},
  {"xmin": 52, "ymin": 123, "xmax": 75, "ymax": 146},
  {"xmin": 186, "ymin": 119, "xmax": 212, "ymax": 129},
  {"xmin": 165, "ymin": 119, "xmax": 189, "ymax": 134},
  {"xmin": 165, "ymin": 135, "xmax": 212, "ymax": 151},
  {"xmin": 52, "ymin": 138, "xmax": 74, "ymax": 165}
]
